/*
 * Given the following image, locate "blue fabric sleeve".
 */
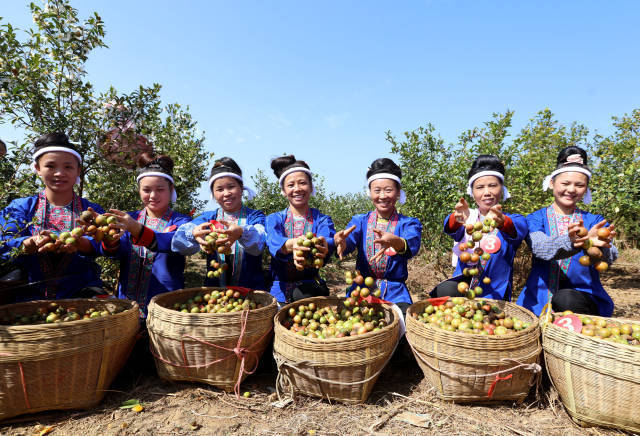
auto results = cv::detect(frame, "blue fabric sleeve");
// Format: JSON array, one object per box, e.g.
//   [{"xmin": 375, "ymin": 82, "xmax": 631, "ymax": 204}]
[
  {"xmin": 171, "ymin": 212, "xmax": 213, "ymax": 255},
  {"xmin": 0, "ymin": 198, "xmax": 35, "ymax": 255},
  {"xmin": 152, "ymin": 214, "xmax": 191, "ymax": 253},
  {"xmin": 266, "ymin": 212, "xmax": 289, "ymax": 260},
  {"xmin": 239, "ymin": 209, "xmax": 266, "ymax": 256},
  {"xmin": 315, "ymin": 211, "xmax": 336, "ymax": 256},
  {"xmin": 342, "ymin": 215, "xmax": 362, "ymax": 257},
  {"xmin": 443, "ymin": 213, "xmax": 465, "ymax": 242},
  {"xmin": 402, "ymin": 217, "xmax": 422, "ymax": 258},
  {"xmin": 500, "ymin": 213, "xmax": 528, "ymax": 244}
]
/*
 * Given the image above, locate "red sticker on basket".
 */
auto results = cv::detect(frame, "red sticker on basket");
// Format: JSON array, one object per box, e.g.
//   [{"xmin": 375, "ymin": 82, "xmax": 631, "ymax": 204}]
[
  {"xmin": 553, "ymin": 315, "xmax": 582, "ymax": 333},
  {"xmin": 480, "ymin": 235, "xmax": 501, "ymax": 254}
]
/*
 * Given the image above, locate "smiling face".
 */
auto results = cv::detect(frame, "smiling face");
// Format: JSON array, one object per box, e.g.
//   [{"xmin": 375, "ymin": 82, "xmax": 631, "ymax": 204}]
[
  {"xmin": 369, "ymin": 178, "xmax": 400, "ymax": 217},
  {"xmin": 550, "ymin": 171, "xmax": 589, "ymax": 211},
  {"xmin": 471, "ymin": 175, "xmax": 502, "ymax": 215},
  {"xmin": 282, "ymin": 171, "xmax": 312, "ymax": 209},
  {"xmin": 212, "ymin": 176, "xmax": 243, "ymax": 212},
  {"xmin": 138, "ymin": 176, "xmax": 172, "ymax": 215},
  {"xmin": 35, "ymin": 151, "xmax": 81, "ymax": 194}
]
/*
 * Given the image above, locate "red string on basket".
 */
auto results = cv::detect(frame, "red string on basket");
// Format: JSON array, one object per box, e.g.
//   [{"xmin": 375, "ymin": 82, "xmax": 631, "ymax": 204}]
[
  {"xmin": 149, "ymin": 309, "xmax": 272, "ymax": 398},
  {"xmin": 0, "ymin": 353, "xmax": 31, "ymax": 410},
  {"xmin": 487, "ymin": 373, "xmax": 513, "ymax": 398}
]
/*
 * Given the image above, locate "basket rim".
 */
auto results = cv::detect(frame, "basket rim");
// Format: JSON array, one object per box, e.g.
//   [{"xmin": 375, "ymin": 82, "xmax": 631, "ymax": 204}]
[
  {"xmin": 0, "ymin": 298, "xmax": 139, "ymax": 332},
  {"xmin": 274, "ymin": 295, "xmax": 399, "ymax": 344},
  {"xmin": 147, "ymin": 287, "xmax": 277, "ymax": 318},
  {"xmin": 406, "ymin": 297, "xmax": 539, "ymax": 340}
]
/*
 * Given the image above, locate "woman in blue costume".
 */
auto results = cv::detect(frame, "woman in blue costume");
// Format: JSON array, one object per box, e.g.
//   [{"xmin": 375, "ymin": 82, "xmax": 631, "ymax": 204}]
[
  {"xmin": 432, "ymin": 155, "xmax": 528, "ymax": 301},
  {"xmin": 334, "ymin": 158, "xmax": 422, "ymax": 314},
  {"xmin": 99, "ymin": 152, "xmax": 191, "ymax": 318},
  {"xmin": 517, "ymin": 146, "xmax": 617, "ymax": 316},
  {"xmin": 0, "ymin": 132, "xmax": 105, "ymax": 301},
  {"xmin": 172, "ymin": 157, "xmax": 266, "ymax": 290},
  {"xmin": 265, "ymin": 155, "xmax": 335, "ymax": 303}
]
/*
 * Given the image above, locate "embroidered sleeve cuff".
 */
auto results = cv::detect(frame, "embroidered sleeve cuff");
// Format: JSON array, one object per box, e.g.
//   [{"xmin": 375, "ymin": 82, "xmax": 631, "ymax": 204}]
[
  {"xmin": 499, "ymin": 215, "xmax": 517, "ymax": 238},
  {"xmin": 132, "ymin": 225, "xmax": 155, "ymax": 247},
  {"xmin": 446, "ymin": 213, "xmax": 463, "ymax": 232}
]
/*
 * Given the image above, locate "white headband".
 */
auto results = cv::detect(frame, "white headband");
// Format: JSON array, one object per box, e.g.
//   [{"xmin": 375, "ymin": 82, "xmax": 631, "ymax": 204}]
[
  {"xmin": 278, "ymin": 166, "xmax": 316, "ymax": 197},
  {"xmin": 278, "ymin": 166, "xmax": 312, "ymax": 187},
  {"xmin": 31, "ymin": 146, "xmax": 83, "ymax": 185},
  {"xmin": 542, "ymin": 166, "xmax": 592, "ymax": 204},
  {"xmin": 366, "ymin": 173, "xmax": 406, "ymax": 204},
  {"xmin": 136, "ymin": 171, "xmax": 178, "ymax": 203},
  {"xmin": 466, "ymin": 170, "xmax": 511, "ymax": 201},
  {"xmin": 208, "ymin": 172, "xmax": 256, "ymax": 200}
]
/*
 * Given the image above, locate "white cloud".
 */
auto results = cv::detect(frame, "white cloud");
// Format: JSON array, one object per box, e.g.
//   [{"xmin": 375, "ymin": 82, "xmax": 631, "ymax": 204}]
[
  {"xmin": 269, "ymin": 112, "xmax": 292, "ymax": 129},
  {"xmin": 323, "ymin": 112, "xmax": 351, "ymax": 129}
]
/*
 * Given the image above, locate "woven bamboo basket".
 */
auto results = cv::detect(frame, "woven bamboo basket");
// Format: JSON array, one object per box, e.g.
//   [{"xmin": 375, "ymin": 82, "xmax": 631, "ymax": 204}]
[
  {"xmin": 405, "ymin": 298, "xmax": 541, "ymax": 403},
  {"xmin": 146, "ymin": 287, "xmax": 277, "ymax": 391},
  {"xmin": 542, "ymin": 315, "xmax": 640, "ymax": 432},
  {"xmin": 273, "ymin": 296, "xmax": 400, "ymax": 404},
  {"xmin": 0, "ymin": 298, "xmax": 139, "ymax": 420}
]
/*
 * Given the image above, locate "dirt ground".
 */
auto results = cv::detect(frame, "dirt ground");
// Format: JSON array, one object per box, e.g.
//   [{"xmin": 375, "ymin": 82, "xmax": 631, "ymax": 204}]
[{"xmin": 1, "ymin": 253, "xmax": 639, "ymax": 436}]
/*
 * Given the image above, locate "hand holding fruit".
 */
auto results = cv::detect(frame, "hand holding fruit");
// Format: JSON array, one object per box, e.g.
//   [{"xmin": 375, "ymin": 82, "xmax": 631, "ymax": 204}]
[
  {"xmin": 105, "ymin": 209, "xmax": 141, "ymax": 237},
  {"xmin": 193, "ymin": 222, "xmax": 216, "ymax": 253},
  {"xmin": 485, "ymin": 204, "xmax": 504, "ymax": 229},
  {"xmin": 193, "ymin": 222, "xmax": 230, "ymax": 255},
  {"xmin": 215, "ymin": 219, "xmax": 244, "ymax": 245},
  {"xmin": 287, "ymin": 232, "xmax": 327, "ymax": 270},
  {"xmin": 370, "ymin": 228, "xmax": 404, "ymax": 263},
  {"xmin": 78, "ymin": 208, "xmax": 121, "ymax": 244},
  {"xmin": 334, "ymin": 225, "xmax": 356, "ymax": 260},
  {"xmin": 587, "ymin": 220, "xmax": 615, "ymax": 248},
  {"xmin": 453, "ymin": 197, "xmax": 470, "ymax": 224}
]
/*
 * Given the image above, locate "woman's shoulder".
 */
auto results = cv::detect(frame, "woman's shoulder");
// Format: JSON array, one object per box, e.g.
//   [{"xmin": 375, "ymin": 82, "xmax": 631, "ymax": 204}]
[{"xmin": 397, "ymin": 212, "xmax": 421, "ymax": 225}]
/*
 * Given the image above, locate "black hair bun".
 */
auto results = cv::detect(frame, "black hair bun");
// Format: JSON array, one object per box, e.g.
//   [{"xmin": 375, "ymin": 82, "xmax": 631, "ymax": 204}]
[
  {"xmin": 210, "ymin": 156, "xmax": 242, "ymax": 178},
  {"xmin": 556, "ymin": 146, "xmax": 589, "ymax": 169},
  {"xmin": 270, "ymin": 154, "xmax": 310, "ymax": 179},
  {"xmin": 468, "ymin": 155, "xmax": 505, "ymax": 180},
  {"xmin": 136, "ymin": 152, "xmax": 174, "ymax": 174},
  {"xmin": 366, "ymin": 158, "xmax": 402, "ymax": 180},
  {"xmin": 34, "ymin": 132, "xmax": 75, "ymax": 151}
]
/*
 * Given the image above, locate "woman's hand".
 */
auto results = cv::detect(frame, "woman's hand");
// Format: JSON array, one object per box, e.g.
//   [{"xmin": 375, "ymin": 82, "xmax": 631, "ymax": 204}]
[
  {"xmin": 216, "ymin": 219, "xmax": 244, "ymax": 245},
  {"xmin": 569, "ymin": 220, "xmax": 616, "ymax": 249},
  {"xmin": 370, "ymin": 229, "xmax": 404, "ymax": 263},
  {"xmin": 193, "ymin": 222, "xmax": 216, "ymax": 253},
  {"xmin": 22, "ymin": 232, "xmax": 49, "ymax": 254},
  {"xmin": 334, "ymin": 225, "xmax": 356, "ymax": 260},
  {"xmin": 289, "ymin": 237, "xmax": 309, "ymax": 270},
  {"xmin": 453, "ymin": 197, "xmax": 470, "ymax": 224},
  {"xmin": 486, "ymin": 204, "xmax": 505, "ymax": 228},
  {"xmin": 106, "ymin": 209, "xmax": 142, "ymax": 236}
]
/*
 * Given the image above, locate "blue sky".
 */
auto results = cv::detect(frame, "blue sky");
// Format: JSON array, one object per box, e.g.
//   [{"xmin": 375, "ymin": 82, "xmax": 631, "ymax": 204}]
[{"xmin": 2, "ymin": 1, "xmax": 640, "ymax": 204}]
